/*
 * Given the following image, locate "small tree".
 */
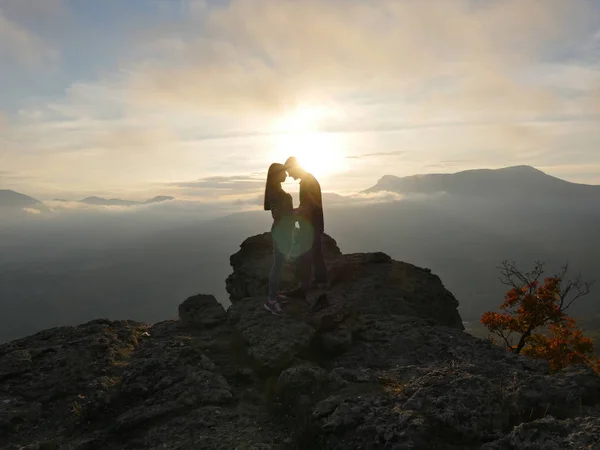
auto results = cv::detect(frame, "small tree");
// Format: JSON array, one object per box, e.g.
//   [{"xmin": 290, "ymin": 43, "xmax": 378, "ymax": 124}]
[
  {"xmin": 481, "ymin": 260, "xmax": 599, "ymax": 372},
  {"xmin": 523, "ymin": 317, "xmax": 599, "ymax": 373}
]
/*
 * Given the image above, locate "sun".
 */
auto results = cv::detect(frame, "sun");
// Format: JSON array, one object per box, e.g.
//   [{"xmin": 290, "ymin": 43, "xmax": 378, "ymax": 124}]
[
  {"xmin": 273, "ymin": 132, "xmax": 346, "ymax": 178},
  {"xmin": 269, "ymin": 105, "xmax": 347, "ymax": 178}
]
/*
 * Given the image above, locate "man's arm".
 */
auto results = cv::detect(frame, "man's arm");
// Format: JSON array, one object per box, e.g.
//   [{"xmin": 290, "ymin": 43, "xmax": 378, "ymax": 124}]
[
  {"xmin": 299, "ymin": 176, "xmax": 322, "ymax": 214},
  {"xmin": 310, "ymin": 179, "xmax": 323, "ymax": 210}
]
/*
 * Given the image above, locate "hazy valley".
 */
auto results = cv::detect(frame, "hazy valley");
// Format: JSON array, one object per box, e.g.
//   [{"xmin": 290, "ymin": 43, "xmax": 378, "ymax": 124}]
[{"xmin": 1, "ymin": 165, "xmax": 599, "ymax": 343}]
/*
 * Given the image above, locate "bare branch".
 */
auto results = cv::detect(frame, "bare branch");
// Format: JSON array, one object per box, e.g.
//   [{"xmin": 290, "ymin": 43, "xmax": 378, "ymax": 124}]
[
  {"xmin": 497, "ymin": 260, "xmax": 545, "ymax": 293},
  {"xmin": 558, "ymin": 262, "xmax": 570, "ymax": 281},
  {"xmin": 498, "ymin": 260, "xmax": 529, "ymax": 289},
  {"xmin": 562, "ymin": 280, "xmax": 593, "ymax": 312},
  {"xmin": 553, "ymin": 262, "xmax": 594, "ymax": 312},
  {"xmin": 559, "ymin": 284, "xmax": 572, "ymax": 310},
  {"xmin": 495, "ymin": 328, "xmax": 513, "ymax": 350},
  {"xmin": 530, "ymin": 261, "xmax": 545, "ymax": 292}
]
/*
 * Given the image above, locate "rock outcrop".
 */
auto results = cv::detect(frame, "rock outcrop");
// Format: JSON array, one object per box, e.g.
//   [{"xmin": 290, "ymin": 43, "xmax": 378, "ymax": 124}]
[
  {"xmin": 225, "ymin": 232, "xmax": 342, "ymax": 302},
  {"xmin": 226, "ymin": 232, "xmax": 464, "ymax": 331},
  {"xmin": 1, "ymin": 233, "xmax": 600, "ymax": 450}
]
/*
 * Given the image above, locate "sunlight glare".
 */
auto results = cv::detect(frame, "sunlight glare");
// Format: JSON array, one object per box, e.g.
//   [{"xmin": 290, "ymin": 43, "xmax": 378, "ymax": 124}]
[{"xmin": 270, "ymin": 105, "xmax": 347, "ymax": 178}]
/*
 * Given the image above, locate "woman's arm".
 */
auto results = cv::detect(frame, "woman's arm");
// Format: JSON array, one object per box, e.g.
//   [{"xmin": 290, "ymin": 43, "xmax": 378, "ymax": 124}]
[
  {"xmin": 271, "ymin": 194, "xmax": 294, "ymax": 220},
  {"xmin": 293, "ymin": 205, "xmax": 310, "ymax": 216},
  {"xmin": 271, "ymin": 203, "xmax": 283, "ymax": 221}
]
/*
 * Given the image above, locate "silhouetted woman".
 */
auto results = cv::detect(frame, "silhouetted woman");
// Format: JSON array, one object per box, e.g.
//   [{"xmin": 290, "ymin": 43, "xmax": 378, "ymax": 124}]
[{"xmin": 264, "ymin": 163, "xmax": 295, "ymax": 315}]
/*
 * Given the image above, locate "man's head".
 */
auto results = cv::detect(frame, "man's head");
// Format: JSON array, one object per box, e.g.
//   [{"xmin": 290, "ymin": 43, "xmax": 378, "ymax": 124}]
[{"xmin": 284, "ymin": 156, "xmax": 304, "ymax": 180}]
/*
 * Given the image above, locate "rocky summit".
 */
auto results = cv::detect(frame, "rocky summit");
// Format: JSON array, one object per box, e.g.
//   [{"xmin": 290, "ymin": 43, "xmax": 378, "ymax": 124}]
[{"xmin": 2, "ymin": 233, "xmax": 600, "ymax": 450}]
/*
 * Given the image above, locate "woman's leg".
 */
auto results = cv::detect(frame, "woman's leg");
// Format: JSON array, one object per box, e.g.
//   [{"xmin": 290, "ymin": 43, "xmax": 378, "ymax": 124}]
[{"xmin": 268, "ymin": 243, "xmax": 286, "ymax": 301}]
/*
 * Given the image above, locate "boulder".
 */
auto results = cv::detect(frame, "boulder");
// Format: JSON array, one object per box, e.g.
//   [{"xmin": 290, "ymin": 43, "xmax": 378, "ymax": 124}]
[
  {"xmin": 0, "ymin": 396, "xmax": 42, "ymax": 430},
  {"xmin": 0, "ymin": 350, "xmax": 32, "ymax": 379},
  {"xmin": 0, "ymin": 319, "xmax": 148, "ymax": 448},
  {"xmin": 226, "ymin": 232, "xmax": 342, "ymax": 302},
  {"xmin": 228, "ymin": 300, "xmax": 317, "ymax": 374},
  {"xmin": 509, "ymin": 365, "xmax": 600, "ymax": 422},
  {"xmin": 275, "ymin": 361, "xmax": 327, "ymax": 411},
  {"xmin": 178, "ymin": 294, "xmax": 227, "ymax": 329},
  {"xmin": 226, "ymin": 233, "xmax": 463, "ymax": 330},
  {"xmin": 481, "ymin": 416, "xmax": 600, "ymax": 450},
  {"xmin": 320, "ymin": 327, "xmax": 353, "ymax": 354}
]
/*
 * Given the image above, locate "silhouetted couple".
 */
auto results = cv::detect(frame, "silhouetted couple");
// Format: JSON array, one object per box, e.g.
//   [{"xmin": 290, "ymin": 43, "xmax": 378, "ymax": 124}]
[{"xmin": 263, "ymin": 156, "xmax": 327, "ymax": 315}]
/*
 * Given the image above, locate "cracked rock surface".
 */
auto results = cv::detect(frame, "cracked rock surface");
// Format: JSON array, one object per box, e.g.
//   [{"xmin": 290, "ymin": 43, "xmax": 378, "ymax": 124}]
[{"xmin": 2, "ymin": 233, "xmax": 599, "ymax": 450}]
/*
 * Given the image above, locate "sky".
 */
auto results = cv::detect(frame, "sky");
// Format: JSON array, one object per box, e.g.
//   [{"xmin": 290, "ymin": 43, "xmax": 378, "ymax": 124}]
[{"xmin": 1, "ymin": 0, "xmax": 600, "ymax": 201}]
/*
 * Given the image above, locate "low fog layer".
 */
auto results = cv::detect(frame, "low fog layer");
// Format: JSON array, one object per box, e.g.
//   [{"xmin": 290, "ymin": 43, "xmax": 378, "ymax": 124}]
[{"xmin": 1, "ymin": 167, "xmax": 599, "ymax": 343}]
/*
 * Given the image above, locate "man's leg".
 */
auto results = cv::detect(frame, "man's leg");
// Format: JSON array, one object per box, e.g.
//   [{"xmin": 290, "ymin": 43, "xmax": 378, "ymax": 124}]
[
  {"xmin": 297, "ymin": 247, "xmax": 312, "ymax": 292},
  {"xmin": 282, "ymin": 221, "xmax": 312, "ymax": 300},
  {"xmin": 279, "ymin": 248, "xmax": 310, "ymax": 301},
  {"xmin": 312, "ymin": 230, "xmax": 328, "ymax": 284}
]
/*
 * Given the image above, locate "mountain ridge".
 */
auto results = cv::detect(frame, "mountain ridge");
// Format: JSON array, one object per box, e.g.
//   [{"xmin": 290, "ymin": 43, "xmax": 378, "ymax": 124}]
[
  {"xmin": 2, "ymin": 190, "xmax": 175, "ymax": 210},
  {"xmin": 5, "ymin": 165, "xmax": 597, "ymax": 210},
  {"xmin": 0, "ymin": 189, "xmax": 44, "ymax": 209},
  {"xmin": 365, "ymin": 165, "xmax": 600, "ymax": 197}
]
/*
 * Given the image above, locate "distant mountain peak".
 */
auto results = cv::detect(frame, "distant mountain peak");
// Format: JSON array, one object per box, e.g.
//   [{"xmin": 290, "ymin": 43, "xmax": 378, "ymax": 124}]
[
  {"xmin": 0, "ymin": 189, "xmax": 44, "ymax": 209},
  {"xmin": 365, "ymin": 165, "xmax": 599, "ymax": 197},
  {"xmin": 496, "ymin": 165, "xmax": 544, "ymax": 174}
]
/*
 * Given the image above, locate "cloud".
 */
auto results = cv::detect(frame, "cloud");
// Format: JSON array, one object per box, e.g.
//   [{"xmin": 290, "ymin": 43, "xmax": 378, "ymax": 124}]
[
  {"xmin": 0, "ymin": 168, "xmax": 38, "ymax": 191},
  {"xmin": 22, "ymin": 207, "xmax": 42, "ymax": 215},
  {"xmin": 424, "ymin": 160, "xmax": 476, "ymax": 171},
  {"xmin": 590, "ymin": 82, "xmax": 600, "ymax": 116},
  {"xmin": 169, "ymin": 175, "xmax": 267, "ymax": 201},
  {"xmin": 322, "ymin": 190, "xmax": 452, "ymax": 208},
  {"xmin": 347, "ymin": 151, "xmax": 405, "ymax": 160},
  {"xmin": 322, "ymin": 191, "xmax": 403, "ymax": 206},
  {"xmin": 2, "ymin": 0, "xmax": 600, "ymax": 198},
  {"xmin": 0, "ymin": 9, "xmax": 57, "ymax": 66},
  {"xmin": 0, "ymin": 0, "xmax": 66, "ymax": 19},
  {"xmin": 233, "ymin": 193, "xmax": 263, "ymax": 207},
  {"xmin": 44, "ymin": 200, "xmax": 165, "ymax": 214},
  {"xmin": 38, "ymin": 196, "xmax": 259, "ymax": 225},
  {"xmin": 538, "ymin": 163, "xmax": 600, "ymax": 185},
  {"xmin": 174, "ymin": 175, "xmax": 265, "ymax": 191},
  {"xmin": 126, "ymin": 0, "xmax": 597, "ymax": 118}
]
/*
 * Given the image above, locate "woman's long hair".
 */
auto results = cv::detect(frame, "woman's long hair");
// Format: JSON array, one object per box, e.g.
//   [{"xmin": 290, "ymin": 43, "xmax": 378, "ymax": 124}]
[{"xmin": 264, "ymin": 163, "xmax": 286, "ymax": 211}]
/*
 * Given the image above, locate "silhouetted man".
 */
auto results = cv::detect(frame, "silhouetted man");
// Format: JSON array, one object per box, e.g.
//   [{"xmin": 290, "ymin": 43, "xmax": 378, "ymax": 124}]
[{"xmin": 283, "ymin": 156, "xmax": 328, "ymax": 299}]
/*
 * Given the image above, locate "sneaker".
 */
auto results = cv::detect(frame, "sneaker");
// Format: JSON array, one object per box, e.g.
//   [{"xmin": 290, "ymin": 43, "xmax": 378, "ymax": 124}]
[{"xmin": 264, "ymin": 301, "xmax": 284, "ymax": 316}]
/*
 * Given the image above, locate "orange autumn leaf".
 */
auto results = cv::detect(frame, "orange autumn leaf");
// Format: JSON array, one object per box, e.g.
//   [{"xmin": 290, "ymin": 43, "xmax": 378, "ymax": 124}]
[{"xmin": 481, "ymin": 261, "xmax": 598, "ymax": 374}]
